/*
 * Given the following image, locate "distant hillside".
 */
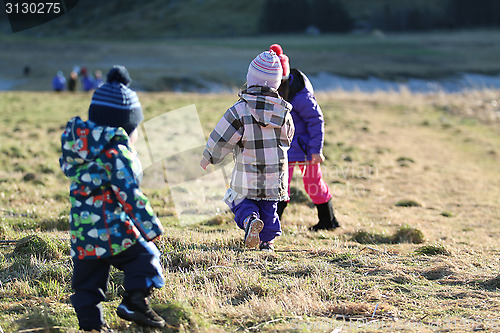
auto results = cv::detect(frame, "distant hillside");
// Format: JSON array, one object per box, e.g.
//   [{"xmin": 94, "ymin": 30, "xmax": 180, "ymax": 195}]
[
  {"xmin": 2, "ymin": 0, "xmax": 498, "ymax": 38},
  {"xmin": 1, "ymin": 0, "xmax": 265, "ymax": 38}
]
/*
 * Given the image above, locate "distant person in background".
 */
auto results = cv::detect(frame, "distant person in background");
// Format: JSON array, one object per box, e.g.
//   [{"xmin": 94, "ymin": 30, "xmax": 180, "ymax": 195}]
[
  {"xmin": 80, "ymin": 67, "xmax": 95, "ymax": 92},
  {"xmin": 94, "ymin": 69, "xmax": 104, "ymax": 88},
  {"xmin": 68, "ymin": 71, "xmax": 78, "ymax": 92},
  {"xmin": 52, "ymin": 71, "xmax": 66, "ymax": 92},
  {"xmin": 271, "ymin": 43, "xmax": 340, "ymax": 231},
  {"xmin": 23, "ymin": 66, "xmax": 31, "ymax": 76}
]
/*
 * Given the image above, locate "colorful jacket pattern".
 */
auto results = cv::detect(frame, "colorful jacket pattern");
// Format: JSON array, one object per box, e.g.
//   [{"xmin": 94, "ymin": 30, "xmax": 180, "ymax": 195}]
[
  {"xmin": 60, "ymin": 117, "xmax": 163, "ymax": 260},
  {"xmin": 203, "ymin": 86, "xmax": 294, "ymax": 201}
]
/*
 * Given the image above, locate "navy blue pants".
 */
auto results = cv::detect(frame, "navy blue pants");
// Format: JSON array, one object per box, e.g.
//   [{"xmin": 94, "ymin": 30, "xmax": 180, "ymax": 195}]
[
  {"xmin": 71, "ymin": 241, "xmax": 164, "ymax": 330},
  {"xmin": 231, "ymin": 198, "xmax": 281, "ymax": 242}
]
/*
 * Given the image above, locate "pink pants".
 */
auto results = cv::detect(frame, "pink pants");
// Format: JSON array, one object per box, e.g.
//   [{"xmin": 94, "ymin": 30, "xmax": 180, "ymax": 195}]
[{"xmin": 287, "ymin": 163, "xmax": 332, "ymax": 205}]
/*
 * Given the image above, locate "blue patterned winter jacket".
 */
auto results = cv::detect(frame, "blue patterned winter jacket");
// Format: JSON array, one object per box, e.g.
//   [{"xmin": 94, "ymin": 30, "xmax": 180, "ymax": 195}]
[{"xmin": 60, "ymin": 117, "xmax": 163, "ymax": 260}]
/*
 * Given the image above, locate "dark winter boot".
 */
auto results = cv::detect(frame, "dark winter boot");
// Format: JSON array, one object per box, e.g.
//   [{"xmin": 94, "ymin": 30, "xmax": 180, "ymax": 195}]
[
  {"xmin": 116, "ymin": 289, "xmax": 165, "ymax": 328},
  {"xmin": 277, "ymin": 201, "xmax": 288, "ymax": 220},
  {"xmin": 309, "ymin": 199, "xmax": 340, "ymax": 231}
]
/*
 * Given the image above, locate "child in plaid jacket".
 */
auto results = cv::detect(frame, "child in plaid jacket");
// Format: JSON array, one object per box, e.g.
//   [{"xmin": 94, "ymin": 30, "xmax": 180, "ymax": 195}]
[{"xmin": 201, "ymin": 50, "xmax": 294, "ymax": 251}]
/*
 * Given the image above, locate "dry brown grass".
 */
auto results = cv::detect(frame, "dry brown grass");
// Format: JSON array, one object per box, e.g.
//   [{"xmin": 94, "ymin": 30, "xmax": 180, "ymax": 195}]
[{"xmin": 0, "ymin": 89, "xmax": 499, "ymax": 332}]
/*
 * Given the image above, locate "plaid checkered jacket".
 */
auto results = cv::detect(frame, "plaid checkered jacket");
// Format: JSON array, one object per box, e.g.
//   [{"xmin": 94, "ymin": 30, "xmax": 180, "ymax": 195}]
[{"xmin": 203, "ymin": 86, "xmax": 294, "ymax": 201}]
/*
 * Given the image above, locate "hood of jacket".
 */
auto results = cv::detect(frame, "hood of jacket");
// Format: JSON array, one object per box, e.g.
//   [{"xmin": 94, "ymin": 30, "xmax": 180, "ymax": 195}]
[
  {"xmin": 239, "ymin": 86, "xmax": 292, "ymax": 128},
  {"xmin": 61, "ymin": 116, "xmax": 128, "ymax": 165},
  {"xmin": 60, "ymin": 117, "xmax": 128, "ymax": 187}
]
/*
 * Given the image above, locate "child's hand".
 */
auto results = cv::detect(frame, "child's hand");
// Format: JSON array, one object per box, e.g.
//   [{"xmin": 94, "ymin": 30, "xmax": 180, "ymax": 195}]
[
  {"xmin": 200, "ymin": 157, "xmax": 210, "ymax": 170},
  {"xmin": 310, "ymin": 153, "xmax": 325, "ymax": 165}
]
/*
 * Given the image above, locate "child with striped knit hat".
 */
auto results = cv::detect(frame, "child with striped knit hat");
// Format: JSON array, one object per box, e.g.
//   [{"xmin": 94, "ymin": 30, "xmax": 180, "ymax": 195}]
[
  {"xmin": 201, "ymin": 51, "xmax": 295, "ymax": 251},
  {"xmin": 60, "ymin": 65, "xmax": 166, "ymax": 331}
]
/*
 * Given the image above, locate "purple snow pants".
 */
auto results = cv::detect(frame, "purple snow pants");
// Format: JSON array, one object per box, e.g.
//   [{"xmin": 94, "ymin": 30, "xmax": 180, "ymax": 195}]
[{"xmin": 230, "ymin": 198, "xmax": 281, "ymax": 242}]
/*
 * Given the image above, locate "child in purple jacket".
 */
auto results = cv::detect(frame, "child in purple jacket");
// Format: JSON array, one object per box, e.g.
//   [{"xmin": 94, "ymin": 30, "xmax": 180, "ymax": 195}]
[
  {"xmin": 270, "ymin": 44, "xmax": 340, "ymax": 231},
  {"xmin": 201, "ymin": 51, "xmax": 294, "ymax": 251}
]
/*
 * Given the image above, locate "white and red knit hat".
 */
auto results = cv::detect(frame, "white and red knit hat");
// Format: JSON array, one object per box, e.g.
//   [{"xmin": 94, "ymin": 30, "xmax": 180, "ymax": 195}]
[
  {"xmin": 246, "ymin": 51, "xmax": 282, "ymax": 89},
  {"xmin": 270, "ymin": 43, "xmax": 290, "ymax": 80}
]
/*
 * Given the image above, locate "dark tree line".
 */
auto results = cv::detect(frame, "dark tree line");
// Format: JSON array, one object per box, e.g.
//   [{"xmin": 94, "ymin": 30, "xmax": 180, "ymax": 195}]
[
  {"xmin": 447, "ymin": 0, "xmax": 500, "ymax": 28},
  {"xmin": 261, "ymin": 0, "xmax": 353, "ymax": 33},
  {"xmin": 261, "ymin": 0, "xmax": 500, "ymax": 33}
]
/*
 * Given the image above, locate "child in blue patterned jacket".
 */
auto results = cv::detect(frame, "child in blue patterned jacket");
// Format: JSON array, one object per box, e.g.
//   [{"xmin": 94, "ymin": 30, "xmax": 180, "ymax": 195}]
[
  {"xmin": 201, "ymin": 51, "xmax": 294, "ymax": 251},
  {"xmin": 60, "ymin": 66, "xmax": 165, "ymax": 331}
]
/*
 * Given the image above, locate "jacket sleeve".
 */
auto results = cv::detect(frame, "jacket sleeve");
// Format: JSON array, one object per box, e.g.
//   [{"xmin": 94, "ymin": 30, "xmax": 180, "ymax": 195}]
[
  {"xmin": 203, "ymin": 106, "xmax": 244, "ymax": 164},
  {"xmin": 107, "ymin": 143, "xmax": 164, "ymax": 241},
  {"xmin": 293, "ymin": 92, "xmax": 324, "ymax": 155}
]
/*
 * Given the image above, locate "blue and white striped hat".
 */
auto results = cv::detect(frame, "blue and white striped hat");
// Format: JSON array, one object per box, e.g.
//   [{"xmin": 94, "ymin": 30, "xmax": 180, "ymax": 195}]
[{"xmin": 88, "ymin": 65, "xmax": 143, "ymax": 134}]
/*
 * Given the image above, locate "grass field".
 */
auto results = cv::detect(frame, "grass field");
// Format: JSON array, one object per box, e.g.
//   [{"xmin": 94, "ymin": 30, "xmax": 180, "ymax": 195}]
[{"xmin": 0, "ymin": 87, "xmax": 499, "ymax": 332}]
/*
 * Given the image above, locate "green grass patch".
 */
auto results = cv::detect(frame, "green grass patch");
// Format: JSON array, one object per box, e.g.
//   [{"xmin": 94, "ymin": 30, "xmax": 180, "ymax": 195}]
[
  {"xmin": 392, "ymin": 225, "xmax": 425, "ymax": 244},
  {"xmin": 351, "ymin": 230, "xmax": 391, "ymax": 244},
  {"xmin": 415, "ymin": 244, "xmax": 451, "ymax": 256},
  {"xmin": 395, "ymin": 199, "xmax": 422, "ymax": 207},
  {"xmin": 397, "ymin": 156, "xmax": 415, "ymax": 167},
  {"xmin": 155, "ymin": 301, "xmax": 206, "ymax": 332},
  {"xmin": 13, "ymin": 235, "xmax": 69, "ymax": 260},
  {"xmin": 352, "ymin": 226, "xmax": 425, "ymax": 244}
]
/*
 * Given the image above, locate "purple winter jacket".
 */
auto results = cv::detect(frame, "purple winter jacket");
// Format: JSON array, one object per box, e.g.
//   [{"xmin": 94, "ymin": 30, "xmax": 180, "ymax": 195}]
[{"xmin": 284, "ymin": 69, "xmax": 325, "ymax": 162}]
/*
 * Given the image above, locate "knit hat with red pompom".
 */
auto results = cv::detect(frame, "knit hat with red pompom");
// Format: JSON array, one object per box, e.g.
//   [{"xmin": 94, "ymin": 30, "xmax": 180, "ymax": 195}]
[
  {"xmin": 269, "ymin": 44, "xmax": 290, "ymax": 80},
  {"xmin": 246, "ymin": 50, "xmax": 283, "ymax": 89}
]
